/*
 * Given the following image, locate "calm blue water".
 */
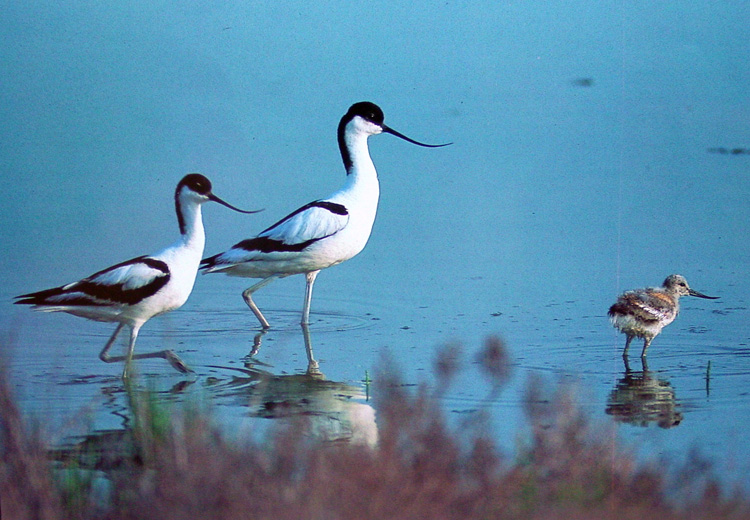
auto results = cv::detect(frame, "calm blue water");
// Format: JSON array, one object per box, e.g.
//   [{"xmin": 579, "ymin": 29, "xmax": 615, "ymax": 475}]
[{"xmin": 2, "ymin": 1, "xmax": 749, "ymax": 488}]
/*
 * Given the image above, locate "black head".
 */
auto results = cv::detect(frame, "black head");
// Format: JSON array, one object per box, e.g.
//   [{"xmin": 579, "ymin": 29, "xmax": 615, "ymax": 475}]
[
  {"xmin": 345, "ymin": 101, "xmax": 385, "ymax": 126},
  {"xmin": 337, "ymin": 101, "xmax": 451, "ymax": 172},
  {"xmin": 178, "ymin": 173, "xmax": 213, "ymax": 196},
  {"xmin": 174, "ymin": 173, "xmax": 262, "ymax": 235}
]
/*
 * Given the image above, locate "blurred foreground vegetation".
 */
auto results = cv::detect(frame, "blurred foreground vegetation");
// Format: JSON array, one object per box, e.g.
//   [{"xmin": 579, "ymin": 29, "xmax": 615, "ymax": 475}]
[{"xmin": 2, "ymin": 338, "xmax": 748, "ymax": 519}]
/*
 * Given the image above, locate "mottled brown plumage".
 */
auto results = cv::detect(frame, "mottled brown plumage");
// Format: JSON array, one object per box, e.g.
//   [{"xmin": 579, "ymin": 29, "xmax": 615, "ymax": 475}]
[{"xmin": 608, "ymin": 274, "xmax": 718, "ymax": 358}]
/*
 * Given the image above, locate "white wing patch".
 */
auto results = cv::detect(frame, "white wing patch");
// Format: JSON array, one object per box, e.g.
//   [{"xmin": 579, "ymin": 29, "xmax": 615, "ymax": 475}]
[
  {"xmin": 261, "ymin": 204, "xmax": 349, "ymax": 245},
  {"xmin": 90, "ymin": 262, "xmax": 166, "ymax": 290}
]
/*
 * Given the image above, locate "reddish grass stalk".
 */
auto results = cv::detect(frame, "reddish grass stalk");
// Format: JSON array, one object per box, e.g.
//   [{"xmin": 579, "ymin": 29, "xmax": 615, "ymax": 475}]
[{"xmin": 1, "ymin": 338, "xmax": 749, "ymax": 519}]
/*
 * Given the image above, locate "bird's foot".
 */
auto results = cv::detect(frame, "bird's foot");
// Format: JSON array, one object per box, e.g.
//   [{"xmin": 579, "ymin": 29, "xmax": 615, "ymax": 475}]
[{"xmin": 165, "ymin": 351, "xmax": 193, "ymax": 374}]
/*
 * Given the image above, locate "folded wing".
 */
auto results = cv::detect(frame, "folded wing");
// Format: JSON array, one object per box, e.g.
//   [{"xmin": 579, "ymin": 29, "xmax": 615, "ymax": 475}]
[
  {"xmin": 15, "ymin": 256, "xmax": 170, "ymax": 307},
  {"xmin": 609, "ymin": 290, "xmax": 675, "ymax": 322},
  {"xmin": 202, "ymin": 201, "xmax": 349, "ymax": 269}
]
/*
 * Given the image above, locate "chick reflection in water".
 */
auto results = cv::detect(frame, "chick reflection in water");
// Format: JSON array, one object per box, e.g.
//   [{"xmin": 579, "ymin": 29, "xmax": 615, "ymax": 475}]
[
  {"xmin": 209, "ymin": 324, "xmax": 377, "ymax": 446},
  {"xmin": 605, "ymin": 357, "xmax": 682, "ymax": 429}
]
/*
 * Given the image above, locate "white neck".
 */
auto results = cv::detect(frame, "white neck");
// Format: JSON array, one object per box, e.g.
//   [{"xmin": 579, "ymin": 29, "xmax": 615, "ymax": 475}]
[
  {"xmin": 176, "ymin": 197, "xmax": 206, "ymax": 253},
  {"xmin": 348, "ymin": 127, "xmax": 374, "ymax": 167},
  {"xmin": 340, "ymin": 130, "xmax": 380, "ymax": 196}
]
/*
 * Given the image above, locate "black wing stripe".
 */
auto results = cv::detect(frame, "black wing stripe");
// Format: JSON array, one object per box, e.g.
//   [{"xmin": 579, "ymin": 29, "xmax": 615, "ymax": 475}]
[
  {"xmin": 231, "ymin": 236, "xmax": 323, "ymax": 254},
  {"xmin": 15, "ymin": 256, "xmax": 171, "ymax": 307}
]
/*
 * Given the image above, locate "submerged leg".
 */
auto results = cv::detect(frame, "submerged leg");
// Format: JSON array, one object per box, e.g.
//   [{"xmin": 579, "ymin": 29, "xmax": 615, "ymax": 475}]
[
  {"xmin": 248, "ymin": 329, "xmax": 268, "ymax": 358},
  {"xmin": 242, "ymin": 275, "xmax": 280, "ymax": 330},
  {"xmin": 640, "ymin": 337, "xmax": 652, "ymax": 358},
  {"xmin": 300, "ymin": 321, "xmax": 320, "ymax": 375},
  {"xmin": 622, "ymin": 355, "xmax": 632, "ymax": 373},
  {"xmin": 98, "ymin": 323, "xmax": 191, "ymax": 378},
  {"xmin": 301, "ymin": 270, "xmax": 320, "ymax": 326},
  {"xmin": 122, "ymin": 325, "xmax": 140, "ymax": 379},
  {"xmin": 622, "ymin": 335, "xmax": 633, "ymax": 360}
]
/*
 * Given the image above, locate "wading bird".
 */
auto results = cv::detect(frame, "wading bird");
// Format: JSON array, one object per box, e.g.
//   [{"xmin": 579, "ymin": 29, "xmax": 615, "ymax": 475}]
[
  {"xmin": 608, "ymin": 274, "xmax": 718, "ymax": 359},
  {"xmin": 15, "ymin": 174, "xmax": 260, "ymax": 378},
  {"xmin": 201, "ymin": 102, "xmax": 450, "ymax": 329}
]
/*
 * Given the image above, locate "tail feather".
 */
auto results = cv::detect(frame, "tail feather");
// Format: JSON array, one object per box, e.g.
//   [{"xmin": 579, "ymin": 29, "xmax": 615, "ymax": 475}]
[
  {"xmin": 14, "ymin": 285, "xmax": 70, "ymax": 305},
  {"xmin": 607, "ymin": 301, "xmax": 631, "ymax": 317},
  {"xmin": 200, "ymin": 253, "xmax": 221, "ymax": 270}
]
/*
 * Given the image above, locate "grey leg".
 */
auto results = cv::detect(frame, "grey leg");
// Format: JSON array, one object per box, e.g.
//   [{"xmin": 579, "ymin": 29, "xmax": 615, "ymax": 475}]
[
  {"xmin": 99, "ymin": 323, "xmax": 125, "ymax": 364},
  {"xmin": 301, "ymin": 321, "xmax": 320, "ymax": 375},
  {"xmin": 622, "ymin": 335, "xmax": 633, "ymax": 360},
  {"xmin": 242, "ymin": 276, "xmax": 279, "ymax": 329},
  {"xmin": 301, "ymin": 270, "xmax": 320, "ymax": 325},
  {"xmin": 640, "ymin": 338, "xmax": 652, "ymax": 358},
  {"xmin": 123, "ymin": 325, "xmax": 140, "ymax": 379},
  {"xmin": 98, "ymin": 323, "xmax": 191, "ymax": 378}
]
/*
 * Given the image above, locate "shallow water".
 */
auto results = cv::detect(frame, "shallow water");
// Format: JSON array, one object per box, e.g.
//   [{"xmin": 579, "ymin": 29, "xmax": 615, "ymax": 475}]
[
  {"xmin": 2, "ymin": 0, "xmax": 750, "ymax": 491},
  {"xmin": 3, "ymin": 273, "xmax": 749, "ymax": 488}
]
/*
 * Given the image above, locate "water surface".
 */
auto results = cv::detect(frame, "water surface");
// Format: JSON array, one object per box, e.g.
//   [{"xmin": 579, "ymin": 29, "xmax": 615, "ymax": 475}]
[{"xmin": 1, "ymin": 0, "xmax": 749, "ymax": 489}]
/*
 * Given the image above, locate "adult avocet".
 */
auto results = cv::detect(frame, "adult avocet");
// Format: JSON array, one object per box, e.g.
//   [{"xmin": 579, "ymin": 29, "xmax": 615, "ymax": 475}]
[
  {"xmin": 608, "ymin": 274, "xmax": 718, "ymax": 359},
  {"xmin": 201, "ymin": 101, "xmax": 450, "ymax": 329},
  {"xmin": 15, "ymin": 174, "xmax": 260, "ymax": 378}
]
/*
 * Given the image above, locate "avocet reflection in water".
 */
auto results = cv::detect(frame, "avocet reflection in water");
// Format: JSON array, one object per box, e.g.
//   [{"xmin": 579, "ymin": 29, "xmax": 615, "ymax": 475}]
[{"xmin": 205, "ymin": 324, "xmax": 377, "ymax": 447}]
